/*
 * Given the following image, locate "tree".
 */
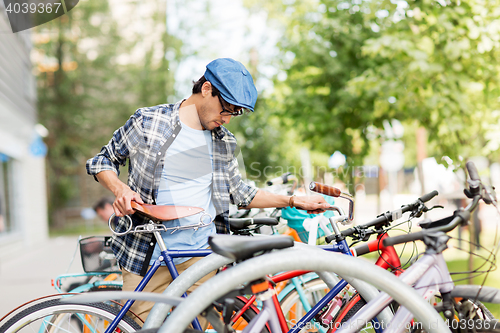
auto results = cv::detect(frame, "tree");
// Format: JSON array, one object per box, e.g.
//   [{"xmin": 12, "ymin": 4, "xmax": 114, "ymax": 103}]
[
  {"xmin": 34, "ymin": 0, "xmax": 181, "ymax": 223},
  {"xmin": 246, "ymin": 0, "xmax": 500, "ymax": 185},
  {"xmin": 244, "ymin": 0, "xmax": 384, "ymax": 189},
  {"xmin": 348, "ymin": 0, "xmax": 500, "ymax": 163}
]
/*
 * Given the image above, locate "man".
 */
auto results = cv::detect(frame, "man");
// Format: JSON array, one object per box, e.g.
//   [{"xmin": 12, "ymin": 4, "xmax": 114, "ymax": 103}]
[
  {"xmin": 86, "ymin": 58, "xmax": 329, "ymax": 321},
  {"xmin": 93, "ymin": 197, "xmax": 115, "ymax": 222}
]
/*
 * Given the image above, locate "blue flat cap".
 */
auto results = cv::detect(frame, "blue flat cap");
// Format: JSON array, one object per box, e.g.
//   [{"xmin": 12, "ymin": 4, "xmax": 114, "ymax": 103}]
[{"xmin": 204, "ymin": 58, "xmax": 258, "ymax": 112}]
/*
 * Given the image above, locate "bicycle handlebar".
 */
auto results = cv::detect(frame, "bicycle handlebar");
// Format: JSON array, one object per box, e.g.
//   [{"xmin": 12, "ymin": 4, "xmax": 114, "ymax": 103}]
[
  {"xmin": 266, "ymin": 172, "xmax": 297, "ymax": 186},
  {"xmin": 383, "ymin": 199, "xmax": 476, "ymax": 247},
  {"xmin": 466, "ymin": 161, "xmax": 480, "ymax": 181},
  {"xmin": 309, "ymin": 182, "xmax": 341, "ymax": 197},
  {"xmin": 383, "ymin": 161, "xmax": 487, "ymax": 247},
  {"xmin": 309, "ymin": 182, "xmax": 355, "ymax": 221},
  {"xmin": 329, "ymin": 190, "xmax": 439, "ymax": 243},
  {"xmin": 382, "ymin": 230, "xmax": 427, "ymax": 247},
  {"xmin": 419, "ymin": 190, "xmax": 439, "ymax": 203}
]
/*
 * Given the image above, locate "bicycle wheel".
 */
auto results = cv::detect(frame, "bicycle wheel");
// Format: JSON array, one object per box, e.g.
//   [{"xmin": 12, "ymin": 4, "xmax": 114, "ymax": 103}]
[
  {"xmin": 0, "ymin": 296, "xmax": 141, "ymax": 333},
  {"xmin": 427, "ymin": 297, "xmax": 500, "ymax": 333},
  {"xmin": 326, "ymin": 293, "xmax": 376, "ymax": 333},
  {"xmin": 206, "ymin": 296, "xmax": 270, "ymax": 333},
  {"xmin": 279, "ymin": 278, "xmax": 331, "ymax": 332}
]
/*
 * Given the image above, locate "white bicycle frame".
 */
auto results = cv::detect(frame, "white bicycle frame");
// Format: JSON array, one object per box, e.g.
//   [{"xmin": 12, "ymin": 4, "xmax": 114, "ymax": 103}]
[{"xmin": 338, "ymin": 252, "xmax": 453, "ymax": 333}]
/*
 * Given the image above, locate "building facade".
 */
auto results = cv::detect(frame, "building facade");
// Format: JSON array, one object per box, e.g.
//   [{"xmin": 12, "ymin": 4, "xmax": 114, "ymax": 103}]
[{"xmin": 0, "ymin": 4, "xmax": 49, "ymax": 258}]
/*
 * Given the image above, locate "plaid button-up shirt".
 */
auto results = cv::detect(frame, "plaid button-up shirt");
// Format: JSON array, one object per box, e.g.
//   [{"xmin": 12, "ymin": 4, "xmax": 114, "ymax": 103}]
[{"xmin": 86, "ymin": 101, "xmax": 258, "ymax": 276}]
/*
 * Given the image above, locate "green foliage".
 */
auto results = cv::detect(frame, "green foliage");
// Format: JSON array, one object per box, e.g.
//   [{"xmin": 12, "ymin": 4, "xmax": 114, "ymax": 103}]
[
  {"xmin": 226, "ymin": 98, "xmax": 304, "ymax": 185},
  {"xmin": 243, "ymin": 0, "xmax": 383, "ymax": 190},
  {"xmin": 246, "ymin": 0, "xmax": 500, "ymax": 175},
  {"xmin": 277, "ymin": 0, "xmax": 379, "ymax": 166},
  {"xmin": 346, "ymin": 0, "xmax": 500, "ymax": 162}
]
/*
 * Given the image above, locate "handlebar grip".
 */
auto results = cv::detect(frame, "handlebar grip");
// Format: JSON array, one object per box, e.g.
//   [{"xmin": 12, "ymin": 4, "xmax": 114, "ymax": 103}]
[
  {"xmin": 325, "ymin": 227, "xmax": 355, "ymax": 243},
  {"xmin": 325, "ymin": 234, "xmax": 336, "ymax": 244},
  {"xmin": 309, "ymin": 182, "xmax": 341, "ymax": 197},
  {"xmin": 418, "ymin": 190, "xmax": 439, "ymax": 203},
  {"xmin": 466, "ymin": 161, "xmax": 480, "ymax": 181},
  {"xmin": 383, "ymin": 230, "xmax": 425, "ymax": 247}
]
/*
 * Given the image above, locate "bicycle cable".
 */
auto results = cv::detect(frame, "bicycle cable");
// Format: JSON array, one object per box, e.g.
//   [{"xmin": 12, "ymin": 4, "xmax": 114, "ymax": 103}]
[{"xmin": 66, "ymin": 235, "xmax": 82, "ymax": 274}]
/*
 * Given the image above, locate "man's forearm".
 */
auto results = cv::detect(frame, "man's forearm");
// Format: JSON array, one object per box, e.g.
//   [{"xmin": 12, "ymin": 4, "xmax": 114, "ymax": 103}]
[
  {"xmin": 244, "ymin": 189, "xmax": 330, "ymax": 214},
  {"xmin": 95, "ymin": 170, "xmax": 129, "ymax": 196},
  {"xmin": 244, "ymin": 190, "xmax": 289, "ymax": 209}
]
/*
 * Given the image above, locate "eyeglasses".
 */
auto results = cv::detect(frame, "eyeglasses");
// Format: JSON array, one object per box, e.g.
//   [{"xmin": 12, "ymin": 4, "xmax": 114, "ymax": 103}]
[{"xmin": 217, "ymin": 95, "xmax": 244, "ymax": 117}]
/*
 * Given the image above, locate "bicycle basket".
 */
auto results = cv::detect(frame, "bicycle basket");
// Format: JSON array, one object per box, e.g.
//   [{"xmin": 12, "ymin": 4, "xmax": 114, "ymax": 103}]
[{"xmin": 79, "ymin": 236, "xmax": 120, "ymax": 273}]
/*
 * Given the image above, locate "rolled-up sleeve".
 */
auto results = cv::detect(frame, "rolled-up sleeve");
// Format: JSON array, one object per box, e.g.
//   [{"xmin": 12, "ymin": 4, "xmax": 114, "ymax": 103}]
[
  {"xmin": 227, "ymin": 154, "xmax": 258, "ymax": 207},
  {"xmin": 86, "ymin": 109, "xmax": 143, "ymax": 179}
]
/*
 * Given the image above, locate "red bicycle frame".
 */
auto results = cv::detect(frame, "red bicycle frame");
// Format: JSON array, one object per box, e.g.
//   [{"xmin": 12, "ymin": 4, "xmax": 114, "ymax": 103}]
[{"xmin": 231, "ymin": 232, "xmax": 402, "ymax": 331}]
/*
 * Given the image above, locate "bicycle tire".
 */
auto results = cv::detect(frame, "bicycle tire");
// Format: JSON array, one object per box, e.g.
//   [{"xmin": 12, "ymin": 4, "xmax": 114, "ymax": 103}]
[
  {"xmin": 329, "ymin": 293, "xmax": 500, "ymax": 333},
  {"xmin": 0, "ymin": 297, "xmax": 141, "ymax": 333},
  {"xmin": 434, "ymin": 297, "xmax": 500, "ymax": 333}
]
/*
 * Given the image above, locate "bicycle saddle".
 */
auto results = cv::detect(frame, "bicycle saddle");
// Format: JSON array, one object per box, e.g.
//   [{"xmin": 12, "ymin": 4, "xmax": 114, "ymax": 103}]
[
  {"xmin": 208, "ymin": 234, "xmax": 294, "ymax": 261},
  {"xmin": 131, "ymin": 202, "xmax": 204, "ymax": 222}
]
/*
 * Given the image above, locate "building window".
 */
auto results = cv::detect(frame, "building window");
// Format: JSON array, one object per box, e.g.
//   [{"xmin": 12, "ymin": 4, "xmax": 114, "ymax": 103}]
[{"xmin": 0, "ymin": 153, "xmax": 13, "ymax": 234}]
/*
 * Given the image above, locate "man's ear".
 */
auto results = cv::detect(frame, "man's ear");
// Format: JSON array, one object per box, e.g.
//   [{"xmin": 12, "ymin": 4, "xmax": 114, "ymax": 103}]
[{"xmin": 201, "ymin": 81, "xmax": 212, "ymax": 97}]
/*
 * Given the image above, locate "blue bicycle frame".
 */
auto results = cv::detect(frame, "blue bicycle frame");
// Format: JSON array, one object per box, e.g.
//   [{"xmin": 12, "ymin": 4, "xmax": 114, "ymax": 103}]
[{"xmin": 105, "ymin": 247, "xmax": 212, "ymax": 333}]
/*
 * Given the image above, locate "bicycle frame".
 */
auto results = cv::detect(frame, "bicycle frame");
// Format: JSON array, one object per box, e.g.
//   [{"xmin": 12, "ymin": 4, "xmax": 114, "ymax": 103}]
[
  {"xmin": 107, "ymin": 208, "xmax": 402, "ymax": 333},
  {"xmin": 229, "ymin": 231, "xmax": 401, "ymax": 333},
  {"xmin": 104, "ymin": 228, "xmax": 212, "ymax": 333},
  {"xmin": 161, "ymin": 247, "xmax": 449, "ymax": 333},
  {"xmin": 338, "ymin": 252, "xmax": 453, "ymax": 333},
  {"xmin": 351, "ymin": 233, "xmax": 403, "ymax": 276},
  {"xmin": 53, "ymin": 272, "xmax": 122, "ymax": 293}
]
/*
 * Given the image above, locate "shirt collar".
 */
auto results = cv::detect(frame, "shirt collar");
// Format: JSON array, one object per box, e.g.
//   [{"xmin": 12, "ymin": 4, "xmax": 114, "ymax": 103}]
[
  {"xmin": 172, "ymin": 100, "xmax": 183, "ymax": 126},
  {"xmin": 213, "ymin": 126, "xmax": 225, "ymax": 140}
]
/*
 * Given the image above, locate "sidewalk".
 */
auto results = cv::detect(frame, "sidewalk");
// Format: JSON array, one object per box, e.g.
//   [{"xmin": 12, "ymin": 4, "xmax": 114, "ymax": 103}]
[{"xmin": 0, "ymin": 236, "xmax": 84, "ymax": 317}]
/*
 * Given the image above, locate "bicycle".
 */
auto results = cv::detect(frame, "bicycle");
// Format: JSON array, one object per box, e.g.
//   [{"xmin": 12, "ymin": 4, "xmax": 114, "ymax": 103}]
[
  {"xmin": 0, "ymin": 200, "xmax": 286, "ymax": 333},
  {"xmin": 52, "ymin": 236, "xmax": 122, "ymax": 295},
  {"xmin": 60, "ymin": 188, "xmax": 439, "ymax": 333},
  {"xmin": 0, "ymin": 187, "xmax": 446, "ymax": 332},
  {"xmin": 159, "ymin": 162, "xmax": 500, "ymax": 333},
  {"xmin": 76, "ymin": 188, "xmax": 437, "ymax": 333}
]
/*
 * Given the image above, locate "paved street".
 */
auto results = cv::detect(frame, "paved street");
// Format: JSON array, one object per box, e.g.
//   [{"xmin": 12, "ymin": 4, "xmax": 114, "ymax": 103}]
[{"xmin": 0, "ymin": 236, "xmax": 84, "ymax": 317}]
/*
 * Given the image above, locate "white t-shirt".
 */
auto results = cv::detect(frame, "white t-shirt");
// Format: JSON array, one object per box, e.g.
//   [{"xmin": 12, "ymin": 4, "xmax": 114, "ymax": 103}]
[{"xmin": 150, "ymin": 120, "xmax": 216, "ymax": 265}]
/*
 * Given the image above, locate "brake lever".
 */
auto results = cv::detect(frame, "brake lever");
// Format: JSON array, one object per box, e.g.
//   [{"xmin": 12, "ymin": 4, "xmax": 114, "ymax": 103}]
[
  {"xmin": 483, "ymin": 185, "xmax": 497, "ymax": 205},
  {"xmin": 409, "ymin": 202, "xmax": 426, "ymax": 218},
  {"xmin": 410, "ymin": 202, "xmax": 443, "ymax": 219},
  {"xmin": 426, "ymin": 205, "xmax": 444, "ymax": 212}
]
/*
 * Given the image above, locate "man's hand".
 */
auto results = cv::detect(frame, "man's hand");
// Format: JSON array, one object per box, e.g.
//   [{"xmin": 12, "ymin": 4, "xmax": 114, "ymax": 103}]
[
  {"xmin": 95, "ymin": 170, "xmax": 144, "ymax": 217},
  {"xmin": 113, "ymin": 187, "xmax": 144, "ymax": 217},
  {"xmin": 293, "ymin": 195, "xmax": 330, "ymax": 214}
]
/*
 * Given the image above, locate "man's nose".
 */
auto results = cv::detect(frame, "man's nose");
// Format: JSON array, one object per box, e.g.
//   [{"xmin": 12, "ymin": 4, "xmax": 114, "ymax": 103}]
[{"xmin": 221, "ymin": 115, "xmax": 231, "ymax": 124}]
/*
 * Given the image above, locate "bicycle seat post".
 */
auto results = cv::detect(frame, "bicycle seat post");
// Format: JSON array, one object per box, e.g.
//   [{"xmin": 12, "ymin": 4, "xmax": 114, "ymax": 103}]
[{"xmin": 148, "ymin": 223, "xmax": 179, "ymax": 279}]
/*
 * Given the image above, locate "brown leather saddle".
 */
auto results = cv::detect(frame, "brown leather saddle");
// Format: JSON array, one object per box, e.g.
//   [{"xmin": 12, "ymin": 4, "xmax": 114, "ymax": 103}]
[{"xmin": 131, "ymin": 202, "xmax": 204, "ymax": 222}]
